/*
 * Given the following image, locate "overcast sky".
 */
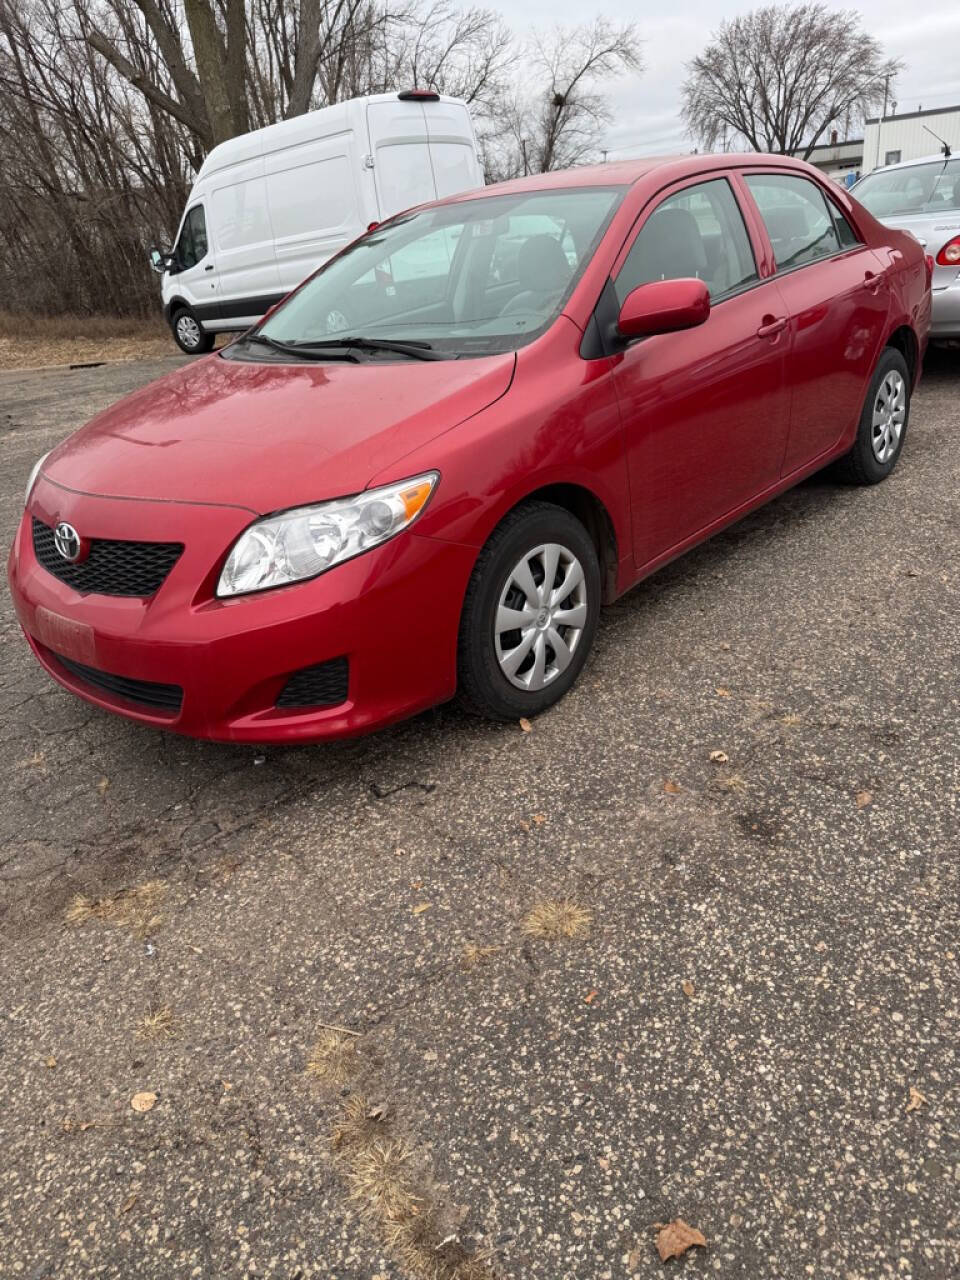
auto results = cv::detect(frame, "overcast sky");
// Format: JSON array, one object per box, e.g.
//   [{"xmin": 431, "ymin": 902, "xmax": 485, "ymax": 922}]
[{"xmin": 491, "ymin": 1, "xmax": 960, "ymax": 158}]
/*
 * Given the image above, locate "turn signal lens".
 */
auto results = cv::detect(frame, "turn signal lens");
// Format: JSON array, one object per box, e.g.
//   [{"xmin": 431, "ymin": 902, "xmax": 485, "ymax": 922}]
[
  {"xmin": 935, "ymin": 235, "xmax": 960, "ymax": 267},
  {"xmin": 217, "ymin": 472, "xmax": 439, "ymax": 597}
]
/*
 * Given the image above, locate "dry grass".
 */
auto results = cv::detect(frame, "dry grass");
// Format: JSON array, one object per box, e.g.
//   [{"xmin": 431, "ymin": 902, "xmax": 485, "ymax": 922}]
[
  {"xmin": 64, "ymin": 879, "xmax": 167, "ymax": 936},
  {"xmin": 0, "ymin": 309, "xmax": 230, "ymax": 370},
  {"xmin": 306, "ymin": 1028, "xmax": 358, "ymax": 1086},
  {"xmin": 521, "ymin": 899, "xmax": 592, "ymax": 941},
  {"xmin": 136, "ymin": 1005, "xmax": 178, "ymax": 1041},
  {"xmin": 461, "ymin": 943, "xmax": 500, "ymax": 970},
  {"xmin": 331, "ymin": 1096, "xmax": 494, "ymax": 1280},
  {"xmin": 780, "ymin": 713, "xmax": 804, "ymax": 727},
  {"xmin": 715, "ymin": 772, "xmax": 750, "ymax": 794}
]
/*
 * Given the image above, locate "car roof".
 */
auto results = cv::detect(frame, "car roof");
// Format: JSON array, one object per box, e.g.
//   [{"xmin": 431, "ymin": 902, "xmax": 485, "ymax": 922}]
[
  {"xmin": 439, "ymin": 151, "xmax": 826, "ymax": 204},
  {"xmin": 860, "ymin": 152, "xmax": 952, "ymax": 177}
]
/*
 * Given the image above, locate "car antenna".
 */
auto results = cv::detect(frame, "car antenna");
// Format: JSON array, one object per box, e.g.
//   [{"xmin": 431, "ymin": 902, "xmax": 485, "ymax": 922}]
[{"xmin": 922, "ymin": 125, "xmax": 952, "ymax": 158}]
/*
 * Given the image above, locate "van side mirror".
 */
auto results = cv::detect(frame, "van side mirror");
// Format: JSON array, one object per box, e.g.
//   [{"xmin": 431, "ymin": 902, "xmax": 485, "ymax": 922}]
[
  {"xmin": 149, "ymin": 246, "xmax": 173, "ymax": 275},
  {"xmin": 617, "ymin": 278, "xmax": 710, "ymax": 339}
]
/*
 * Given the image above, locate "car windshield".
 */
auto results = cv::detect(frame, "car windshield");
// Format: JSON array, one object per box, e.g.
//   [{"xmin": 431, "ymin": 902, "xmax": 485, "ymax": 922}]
[
  {"xmin": 854, "ymin": 158, "xmax": 960, "ymax": 218},
  {"xmin": 241, "ymin": 187, "xmax": 624, "ymax": 359}
]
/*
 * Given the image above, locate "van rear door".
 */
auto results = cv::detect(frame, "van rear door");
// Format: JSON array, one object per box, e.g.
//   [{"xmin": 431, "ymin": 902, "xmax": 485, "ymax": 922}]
[
  {"xmin": 422, "ymin": 100, "xmax": 484, "ymax": 198},
  {"xmin": 366, "ymin": 99, "xmax": 438, "ymax": 220}
]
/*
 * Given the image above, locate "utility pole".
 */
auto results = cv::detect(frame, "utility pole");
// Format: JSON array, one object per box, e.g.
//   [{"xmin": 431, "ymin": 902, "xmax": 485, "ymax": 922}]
[
  {"xmin": 875, "ymin": 74, "xmax": 890, "ymax": 170},
  {"xmin": 520, "ymin": 137, "xmax": 529, "ymax": 176}
]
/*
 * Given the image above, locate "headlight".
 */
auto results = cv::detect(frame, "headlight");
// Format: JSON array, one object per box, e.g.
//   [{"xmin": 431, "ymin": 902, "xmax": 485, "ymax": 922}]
[
  {"xmin": 24, "ymin": 452, "xmax": 50, "ymax": 507},
  {"xmin": 217, "ymin": 472, "xmax": 438, "ymax": 597}
]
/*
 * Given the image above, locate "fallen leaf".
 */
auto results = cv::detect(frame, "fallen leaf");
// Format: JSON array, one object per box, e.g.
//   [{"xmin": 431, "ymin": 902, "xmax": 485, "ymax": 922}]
[
  {"xmin": 715, "ymin": 687, "xmax": 731, "ymax": 698},
  {"xmin": 44, "ymin": 1055, "xmax": 57, "ymax": 1069},
  {"xmin": 584, "ymin": 989, "xmax": 598, "ymax": 1004},
  {"xmin": 518, "ymin": 717, "xmax": 532, "ymax": 733},
  {"xmin": 681, "ymin": 980, "xmax": 695, "ymax": 999},
  {"xmin": 97, "ymin": 775, "xmax": 110, "ymax": 796},
  {"xmin": 663, "ymin": 780, "xmax": 682, "ymax": 794},
  {"xmin": 709, "ymin": 750, "xmax": 728, "ymax": 764},
  {"xmin": 856, "ymin": 790, "xmax": 873, "ymax": 809},
  {"xmin": 221, "ymin": 1080, "xmax": 233, "ymax": 1091},
  {"xmin": 411, "ymin": 902, "xmax": 432, "ymax": 915},
  {"xmin": 905, "ymin": 1086, "xmax": 927, "ymax": 1113},
  {"xmin": 130, "ymin": 1091, "xmax": 157, "ymax": 1113},
  {"xmin": 119, "ymin": 1193, "xmax": 138, "ymax": 1214},
  {"xmin": 423, "ymin": 1049, "xmax": 438, "ymax": 1062},
  {"xmin": 654, "ymin": 1218, "xmax": 707, "ymax": 1262}
]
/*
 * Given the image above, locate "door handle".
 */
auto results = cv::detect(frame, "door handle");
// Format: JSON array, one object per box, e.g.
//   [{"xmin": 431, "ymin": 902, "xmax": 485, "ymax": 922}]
[
  {"xmin": 864, "ymin": 271, "xmax": 883, "ymax": 293},
  {"xmin": 204, "ymin": 264, "xmax": 215, "ymax": 272},
  {"xmin": 756, "ymin": 316, "xmax": 788, "ymax": 338}
]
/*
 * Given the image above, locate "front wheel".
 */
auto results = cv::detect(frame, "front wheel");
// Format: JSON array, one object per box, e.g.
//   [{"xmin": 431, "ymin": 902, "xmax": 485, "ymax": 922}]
[
  {"xmin": 457, "ymin": 502, "xmax": 601, "ymax": 721},
  {"xmin": 833, "ymin": 347, "xmax": 911, "ymax": 484},
  {"xmin": 170, "ymin": 307, "xmax": 215, "ymax": 355}
]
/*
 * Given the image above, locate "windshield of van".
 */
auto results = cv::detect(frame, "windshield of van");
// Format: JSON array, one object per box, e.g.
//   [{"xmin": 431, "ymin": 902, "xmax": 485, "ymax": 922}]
[
  {"xmin": 235, "ymin": 187, "xmax": 623, "ymax": 359},
  {"xmin": 854, "ymin": 158, "xmax": 960, "ymax": 218}
]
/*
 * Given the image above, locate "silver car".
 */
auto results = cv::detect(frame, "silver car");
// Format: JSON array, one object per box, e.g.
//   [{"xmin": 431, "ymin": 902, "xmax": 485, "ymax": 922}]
[{"xmin": 852, "ymin": 154, "xmax": 960, "ymax": 340}]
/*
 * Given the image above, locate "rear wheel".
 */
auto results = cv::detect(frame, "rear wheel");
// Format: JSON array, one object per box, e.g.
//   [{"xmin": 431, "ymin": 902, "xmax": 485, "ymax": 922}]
[
  {"xmin": 170, "ymin": 307, "xmax": 215, "ymax": 355},
  {"xmin": 833, "ymin": 347, "xmax": 910, "ymax": 484},
  {"xmin": 457, "ymin": 502, "xmax": 601, "ymax": 721}
]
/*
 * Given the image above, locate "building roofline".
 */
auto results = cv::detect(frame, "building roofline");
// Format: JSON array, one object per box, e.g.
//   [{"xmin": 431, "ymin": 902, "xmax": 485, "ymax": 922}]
[
  {"xmin": 803, "ymin": 138, "xmax": 863, "ymax": 154},
  {"xmin": 865, "ymin": 104, "xmax": 960, "ymax": 125}
]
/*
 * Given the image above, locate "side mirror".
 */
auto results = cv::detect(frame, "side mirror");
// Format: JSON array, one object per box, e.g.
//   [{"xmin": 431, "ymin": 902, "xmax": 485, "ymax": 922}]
[
  {"xmin": 617, "ymin": 278, "xmax": 710, "ymax": 339},
  {"xmin": 149, "ymin": 246, "xmax": 172, "ymax": 275}
]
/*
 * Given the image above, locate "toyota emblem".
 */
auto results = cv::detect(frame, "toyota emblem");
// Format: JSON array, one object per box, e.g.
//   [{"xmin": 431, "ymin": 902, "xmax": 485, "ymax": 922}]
[{"xmin": 53, "ymin": 521, "xmax": 82, "ymax": 563}]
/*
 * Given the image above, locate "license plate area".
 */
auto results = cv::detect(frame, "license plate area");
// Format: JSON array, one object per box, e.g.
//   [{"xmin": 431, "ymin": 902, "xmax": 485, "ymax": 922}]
[{"xmin": 32, "ymin": 607, "xmax": 97, "ymax": 664}]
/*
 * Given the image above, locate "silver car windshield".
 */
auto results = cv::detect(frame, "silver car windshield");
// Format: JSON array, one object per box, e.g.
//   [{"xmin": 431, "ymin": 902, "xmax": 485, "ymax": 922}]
[
  {"xmin": 855, "ymin": 158, "xmax": 960, "ymax": 218},
  {"xmin": 253, "ymin": 187, "xmax": 623, "ymax": 357}
]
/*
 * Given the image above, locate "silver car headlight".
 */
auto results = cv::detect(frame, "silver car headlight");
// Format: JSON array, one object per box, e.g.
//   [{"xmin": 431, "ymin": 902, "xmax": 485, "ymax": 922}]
[
  {"xmin": 217, "ymin": 472, "xmax": 439, "ymax": 597},
  {"xmin": 24, "ymin": 452, "xmax": 50, "ymax": 507}
]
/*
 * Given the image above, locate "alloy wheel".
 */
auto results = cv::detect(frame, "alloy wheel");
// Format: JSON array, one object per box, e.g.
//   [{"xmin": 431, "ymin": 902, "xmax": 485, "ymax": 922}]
[
  {"xmin": 494, "ymin": 542, "xmax": 588, "ymax": 691},
  {"xmin": 871, "ymin": 370, "xmax": 906, "ymax": 464},
  {"xmin": 176, "ymin": 314, "xmax": 202, "ymax": 349}
]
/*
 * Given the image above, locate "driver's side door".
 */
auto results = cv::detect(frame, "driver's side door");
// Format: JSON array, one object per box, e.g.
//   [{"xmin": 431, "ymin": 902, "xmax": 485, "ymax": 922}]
[
  {"xmin": 609, "ymin": 175, "xmax": 793, "ymax": 568},
  {"xmin": 168, "ymin": 203, "xmax": 220, "ymax": 321}
]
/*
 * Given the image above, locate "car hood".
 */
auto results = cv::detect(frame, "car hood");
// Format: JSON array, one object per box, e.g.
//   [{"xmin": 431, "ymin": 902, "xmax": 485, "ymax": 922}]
[{"xmin": 43, "ymin": 351, "xmax": 516, "ymax": 513}]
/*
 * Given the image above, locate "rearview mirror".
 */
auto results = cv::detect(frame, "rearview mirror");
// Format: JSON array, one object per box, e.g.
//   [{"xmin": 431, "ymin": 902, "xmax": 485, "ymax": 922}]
[
  {"xmin": 617, "ymin": 278, "xmax": 710, "ymax": 339},
  {"xmin": 148, "ymin": 246, "xmax": 172, "ymax": 275}
]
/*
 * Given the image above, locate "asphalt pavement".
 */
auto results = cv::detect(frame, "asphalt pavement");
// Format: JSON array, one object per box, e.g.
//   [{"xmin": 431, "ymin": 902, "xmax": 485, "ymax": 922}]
[{"xmin": 0, "ymin": 350, "xmax": 957, "ymax": 1278}]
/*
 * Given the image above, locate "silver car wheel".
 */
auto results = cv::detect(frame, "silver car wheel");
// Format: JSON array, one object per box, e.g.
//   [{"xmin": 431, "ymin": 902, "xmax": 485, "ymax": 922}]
[
  {"xmin": 495, "ymin": 542, "xmax": 588, "ymax": 692},
  {"xmin": 176, "ymin": 314, "xmax": 202, "ymax": 349},
  {"xmin": 871, "ymin": 369, "xmax": 906, "ymax": 464}
]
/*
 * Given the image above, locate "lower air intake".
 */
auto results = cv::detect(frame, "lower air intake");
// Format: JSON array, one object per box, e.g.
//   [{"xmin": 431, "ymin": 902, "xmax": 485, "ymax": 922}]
[{"xmin": 276, "ymin": 657, "xmax": 349, "ymax": 709}]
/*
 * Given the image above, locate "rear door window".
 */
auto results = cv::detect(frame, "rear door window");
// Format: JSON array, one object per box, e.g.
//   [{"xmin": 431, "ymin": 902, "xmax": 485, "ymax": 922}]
[
  {"xmin": 616, "ymin": 177, "xmax": 758, "ymax": 302},
  {"xmin": 745, "ymin": 174, "xmax": 840, "ymax": 271}
]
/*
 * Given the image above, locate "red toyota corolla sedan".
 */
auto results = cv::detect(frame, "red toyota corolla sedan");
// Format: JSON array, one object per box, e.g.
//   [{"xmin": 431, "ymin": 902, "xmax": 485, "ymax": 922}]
[{"xmin": 9, "ymin": 155, "xmax": 930, "ymax": 743}]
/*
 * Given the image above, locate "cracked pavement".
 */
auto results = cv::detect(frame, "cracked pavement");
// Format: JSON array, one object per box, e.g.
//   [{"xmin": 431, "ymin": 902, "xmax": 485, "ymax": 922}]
[{"xmin": 0, "ymin": 351, "xmax": 958, "ymax": 1278}]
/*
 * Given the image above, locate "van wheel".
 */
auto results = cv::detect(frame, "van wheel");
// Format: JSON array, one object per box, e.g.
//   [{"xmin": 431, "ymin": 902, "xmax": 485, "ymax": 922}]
[
  {"xmin": 833, "ymin": 347, "xmax": 910, "ymax": 484},
  {"xmin": 457, "ymin": 502, "xmax": 601, "ymax": 721},
  {"xmin": 171, "ymin": 307, "xmax": 215, "ymax": 355}
]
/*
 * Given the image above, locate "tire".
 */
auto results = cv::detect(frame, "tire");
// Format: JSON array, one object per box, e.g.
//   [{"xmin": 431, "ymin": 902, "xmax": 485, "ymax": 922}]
[
  {"xmin": 457, "ymin": 501, "xmax": 601, "ymax": 721},
  {"xmin": 833, "ymin": 347, "xmax": 910, "ymax": 485},
  {"xmin": 170, "ymin": 307, "xmax": 215, "ymax": 355}
]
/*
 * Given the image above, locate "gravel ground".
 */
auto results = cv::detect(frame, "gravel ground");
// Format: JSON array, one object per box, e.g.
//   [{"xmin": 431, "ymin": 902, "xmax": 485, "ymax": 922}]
[{"xmin": 0, "ymin": 351, "xmax": 958, "ymax": 1279}]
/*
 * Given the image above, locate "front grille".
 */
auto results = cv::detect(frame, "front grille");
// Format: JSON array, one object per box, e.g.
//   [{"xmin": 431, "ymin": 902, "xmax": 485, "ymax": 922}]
[
  {"xmin": 276, "ymin": 657, "xmax": 349, "ymax": 709},
  {"xmin": 32, "ymin": 518, "xmax": 183, "ymax": 597},
  {"xmin": 52, "ymin": 652, "xmax": 183, "ymax": 716}
]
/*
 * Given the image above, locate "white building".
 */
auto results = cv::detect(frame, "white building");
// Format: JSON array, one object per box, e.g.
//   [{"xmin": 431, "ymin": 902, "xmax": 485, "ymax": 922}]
[{"xmin": 862, "ymin": 104, "xmax": 960, "ymax": 175}]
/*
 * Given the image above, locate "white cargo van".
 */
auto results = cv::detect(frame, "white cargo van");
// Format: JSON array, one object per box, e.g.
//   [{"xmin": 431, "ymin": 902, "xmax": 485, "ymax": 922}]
[{"xmin": 151, "ymin": 91, "xmax": 484, "ymax": 353}]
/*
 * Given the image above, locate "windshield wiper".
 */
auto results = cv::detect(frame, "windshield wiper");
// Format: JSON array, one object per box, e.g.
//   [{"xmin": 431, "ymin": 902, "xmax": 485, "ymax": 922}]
[
  {"xmin": 290, "ymin": 336, "xmax": 447, "ymax": 361},
  {"xmin": 239, "ymin": 333, "xmax": 361, "ymax": 362}
]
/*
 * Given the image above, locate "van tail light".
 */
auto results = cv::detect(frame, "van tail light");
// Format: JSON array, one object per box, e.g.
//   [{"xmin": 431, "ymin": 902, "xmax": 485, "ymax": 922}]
[
  {"xmin": 935, "ymin": 235, "xmax": 960, "ymax": 267},
  {"xmin": 924, "ymin": 254, "xmax": 934, "ymax": 288},
  {"xmin": 398, "ymin": 89, "xmax": 440, "ymax": 102}
]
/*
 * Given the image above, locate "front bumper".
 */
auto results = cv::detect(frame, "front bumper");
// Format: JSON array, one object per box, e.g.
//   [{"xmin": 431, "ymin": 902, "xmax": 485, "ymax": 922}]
[{"xmin": 8, "ymin": 481, "xmax": 476, "ymax": 743}]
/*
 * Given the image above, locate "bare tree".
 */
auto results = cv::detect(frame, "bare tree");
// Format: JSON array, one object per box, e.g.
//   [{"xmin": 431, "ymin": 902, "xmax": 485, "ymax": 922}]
[
  {"xmin": 487, "ymin": 19, "xmax": 642, "ymax": 180},
  {"xmin": 682, "ymin": 3, "xmax": 902, "ymax": 160}
]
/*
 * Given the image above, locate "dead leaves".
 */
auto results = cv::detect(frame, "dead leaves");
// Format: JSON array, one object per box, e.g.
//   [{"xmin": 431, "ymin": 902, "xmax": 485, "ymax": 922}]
[
  {"xmin": 522, "ymin": 900, "xmax": 592, "ymax": 941},
  {"xmin": 905, "ymin": 1086, "xmax": 927, "ymax": 1113},
  {"xmin": 411, "ymin": 902, "xmax": 432, "ymax": 916},
  {"xmin": 654, "ymin": 1218, "xmax": 707, "ymax": 1262},
  {"xmin": 681, "ymin": 980, "xmax": 695, "ymax": 999},
  {"xmin": 130, "ymin": 1091, "xmax": 157, "ymax": 1113},
  {"xmin": 714, "ymin": 687, "xmax": 731, "ymax": 698},
  {"xmin": 855, "ymin": 790, "xmax": 873, "ymax": 809},
  {"xmin": 518, "ymin": 717, "xmax": 532, "ymax": 733},
  {"xmin": 663, "ymin": 780, "xmax": 682, "ymax": 794},
  {"xmin": 708, "ymin": 750, "xmax": 728, "ymax": 764}
]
